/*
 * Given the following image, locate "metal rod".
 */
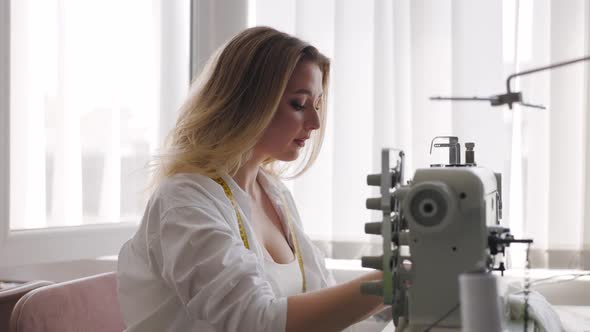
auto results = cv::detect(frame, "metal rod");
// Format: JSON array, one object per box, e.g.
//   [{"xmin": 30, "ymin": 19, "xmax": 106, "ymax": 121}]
[
  {"xmin": 430, "ymin": 96, "xmax": 496, "ymax": 101},
  {"xmin": 506, "ymin": 55, "xmax": 590, "ymax": 93}
]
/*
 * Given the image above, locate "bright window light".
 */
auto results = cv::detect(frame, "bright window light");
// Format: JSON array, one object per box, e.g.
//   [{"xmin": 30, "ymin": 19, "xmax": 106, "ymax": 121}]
[{"xmin": 10, "ymin": 0, "xmax": 162, "ymax": 229}]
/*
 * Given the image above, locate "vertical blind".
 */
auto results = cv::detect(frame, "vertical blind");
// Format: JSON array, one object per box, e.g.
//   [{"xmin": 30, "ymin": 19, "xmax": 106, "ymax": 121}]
[
  {"xmin": 254, "ymin": 0, "xmax": 590, "ymax": 267},
  {"xmin": 8, "ymin": 0, "xmax": 590, "ymax": 268}
]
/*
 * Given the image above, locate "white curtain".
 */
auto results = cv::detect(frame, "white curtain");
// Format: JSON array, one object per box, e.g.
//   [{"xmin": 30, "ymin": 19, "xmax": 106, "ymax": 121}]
[
  {"xmin": 10, "ymin": 0, "xmax": 588, "ymax": 266},
  {"xmin": 253, "ymin": 0, "xmax": 501, "ymax": 258},
  {"xmin": 520, "ymin": 0, "xmax": 590, "ymax": 269},
  {"xmin": 10, "ymin": 0, "xmax": 189, "ymax": 230},
  {"xmin": 251, "ymin": 0, "xmax": 590, "ymax": 268}
]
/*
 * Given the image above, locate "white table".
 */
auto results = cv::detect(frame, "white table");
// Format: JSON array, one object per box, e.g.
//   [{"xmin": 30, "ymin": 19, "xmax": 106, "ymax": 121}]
[{"xmin": 377, "ymin": 306, "xmax": 590, "ymax": 332}]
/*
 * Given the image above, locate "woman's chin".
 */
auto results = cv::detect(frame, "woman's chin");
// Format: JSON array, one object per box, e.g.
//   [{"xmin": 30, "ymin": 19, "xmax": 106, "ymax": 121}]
[{"xmin": 276, "ymin": 150, "xmax": 300, "ymax": 162}]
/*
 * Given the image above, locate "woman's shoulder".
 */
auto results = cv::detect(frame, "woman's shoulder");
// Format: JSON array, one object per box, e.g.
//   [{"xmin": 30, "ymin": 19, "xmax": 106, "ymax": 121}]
[{"xmin": 151, "ymin": 173, "xmax": 226, "ymax": 211}]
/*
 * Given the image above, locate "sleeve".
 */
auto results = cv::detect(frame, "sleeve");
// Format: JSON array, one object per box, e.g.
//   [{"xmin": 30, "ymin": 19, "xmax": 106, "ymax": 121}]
[
  {"xmin": 158, "ymin": 204, "xmax": 287, "ymax": 332},
  {"xmin": 310, "ymin": 243, "xmax": 338, "ymax": 287}
]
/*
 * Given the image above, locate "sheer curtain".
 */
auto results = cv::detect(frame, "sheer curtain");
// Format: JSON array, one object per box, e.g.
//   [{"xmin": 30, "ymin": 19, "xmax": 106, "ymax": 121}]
[
  {"xmin": 519, "ymin": 0, "xmax": 590, "ymax": 269},
  {"xmin": 9, "ymin": 0, "xmax": 189, "ymax": 229},
  {"xmin": 251, "ymin": 0, "xmax": 590, "ymax": 268},
  {"xmin": 253, "ymin": 0, "xmax": 504, "ymax": 259},
  {"xmin": 3, "ymin": 0, "xmax": 189, "ymax": 265}
]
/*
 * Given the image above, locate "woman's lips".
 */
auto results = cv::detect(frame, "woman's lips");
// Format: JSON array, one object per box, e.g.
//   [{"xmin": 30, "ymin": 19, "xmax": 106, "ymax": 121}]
[{"xmin": 294, "ymin": 139, "xmax": 305, "ymax": 147}]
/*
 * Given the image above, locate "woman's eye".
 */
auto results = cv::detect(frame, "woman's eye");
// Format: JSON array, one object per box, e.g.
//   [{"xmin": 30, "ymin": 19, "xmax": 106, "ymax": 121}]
[{"xmin": 291, "ymin": 102, "xmax": 305, "ymax": 111}]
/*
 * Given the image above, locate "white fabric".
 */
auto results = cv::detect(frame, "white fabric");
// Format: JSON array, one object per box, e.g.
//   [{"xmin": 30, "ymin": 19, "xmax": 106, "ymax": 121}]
[
  {"xmin": 263, "ymin": 254, "xmax": 304, "ymax": 298},
  {"xmin": 505, "ymin": 291, "xmax": 564, "ymax": 332},
  {"xmin": 117, "ymin": 170, "xmax": 336, "ymax": 332},
  {"xmin": 553, "ymin": 306, "xmax": 590, "ymax": 332}
]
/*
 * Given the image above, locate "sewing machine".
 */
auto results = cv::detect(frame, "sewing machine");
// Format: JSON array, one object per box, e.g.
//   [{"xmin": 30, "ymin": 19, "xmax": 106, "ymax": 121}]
[
  {"xmin": 362, "ymin": 56, "xmax": 590, "ymax": 331},
  {"xmin": 361, "ymin": 136, "xmax": 531, "ymax": 331}
]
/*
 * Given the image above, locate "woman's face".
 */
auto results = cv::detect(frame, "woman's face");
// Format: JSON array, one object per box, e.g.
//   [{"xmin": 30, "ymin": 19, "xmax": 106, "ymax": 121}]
[{"xmin": 255, "ymin": 60, "xmax": 323, "ymax": 162}]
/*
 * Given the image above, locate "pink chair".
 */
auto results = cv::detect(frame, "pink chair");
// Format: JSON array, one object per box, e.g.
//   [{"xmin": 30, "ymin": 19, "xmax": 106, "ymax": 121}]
[
  {"xmin": 9, "ymin": 272, "xmax": 126, "ymax": 332},
  {"xmin": 0, "ymin": 280, "xmax": 53, "ymax": 331}
]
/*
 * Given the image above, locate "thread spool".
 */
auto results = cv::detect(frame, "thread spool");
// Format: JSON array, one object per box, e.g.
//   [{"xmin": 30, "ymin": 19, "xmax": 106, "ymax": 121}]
[{"xmin": 459, "ymin": 272, "xmax": 504, "ymax": 332}]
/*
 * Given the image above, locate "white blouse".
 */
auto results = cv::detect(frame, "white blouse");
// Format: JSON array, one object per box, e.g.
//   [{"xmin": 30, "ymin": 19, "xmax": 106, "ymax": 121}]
[
  {"xmin": 262, "ymin": 250, "xmax": 303, "ymax": 298},
  {"xmin": 117, "ymin": 170, "xmax": 336, "ymax": 332}
]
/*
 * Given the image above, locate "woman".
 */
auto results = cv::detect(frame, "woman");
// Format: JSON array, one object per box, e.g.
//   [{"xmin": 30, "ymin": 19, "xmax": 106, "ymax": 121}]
[{"xmin": 117, "ymin": 26, "xmax": 386, "ymax": 332}]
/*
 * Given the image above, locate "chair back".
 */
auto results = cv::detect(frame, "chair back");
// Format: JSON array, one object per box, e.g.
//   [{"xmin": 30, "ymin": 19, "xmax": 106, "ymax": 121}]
[
  {"xmin": 0, "ymin": 280, "xmax": 53, "ymax": 331},
  {"xmin": 9, "ymin": 272, "xmax": 125, "ymax": 332}
]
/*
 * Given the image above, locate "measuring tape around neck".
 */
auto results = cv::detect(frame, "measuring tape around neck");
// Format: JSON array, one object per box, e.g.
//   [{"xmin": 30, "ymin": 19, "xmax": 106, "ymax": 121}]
[{"xmin": 213, "ymin": 177, "xmax": 307, "ymax": 293}]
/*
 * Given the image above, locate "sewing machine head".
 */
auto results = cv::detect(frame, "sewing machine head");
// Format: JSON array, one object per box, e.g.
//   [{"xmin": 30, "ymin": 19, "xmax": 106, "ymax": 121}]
[{"xmin": 362, "ymin": 136, "xmax": 530, "ymax": 331}]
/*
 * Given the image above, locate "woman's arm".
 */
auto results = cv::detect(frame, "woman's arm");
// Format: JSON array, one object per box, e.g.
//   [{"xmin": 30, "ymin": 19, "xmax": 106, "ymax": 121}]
[{"xmin": 287, "ymin": 270, "xmax": 384, "ymax": 332}]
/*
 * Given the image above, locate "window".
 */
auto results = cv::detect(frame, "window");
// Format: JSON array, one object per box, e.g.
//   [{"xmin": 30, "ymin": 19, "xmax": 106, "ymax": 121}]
[{"xmin": 0, "ymin": 0, "xmax": 189, "ymax": 266}]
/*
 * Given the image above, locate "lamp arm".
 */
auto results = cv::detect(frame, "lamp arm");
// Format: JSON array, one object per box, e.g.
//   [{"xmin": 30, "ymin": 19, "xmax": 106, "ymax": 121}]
[{"xmin": 506, "ymin": 55, "xmax": 590, "ymax": 94}]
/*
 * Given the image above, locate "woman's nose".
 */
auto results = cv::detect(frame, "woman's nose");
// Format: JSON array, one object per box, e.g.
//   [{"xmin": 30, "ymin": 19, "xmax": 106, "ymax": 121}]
[{"xmin": 305, "ymin": 108, "xmax": 320, "ymax": 131}]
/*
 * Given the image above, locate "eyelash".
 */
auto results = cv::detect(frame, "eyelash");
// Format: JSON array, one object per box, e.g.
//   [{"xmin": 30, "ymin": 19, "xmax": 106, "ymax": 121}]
[
  {"xmin": 291, "ymin": 101, "xmax": 321, "ymax": 112},
  {"xmin": 291, "ymin": 101, "xmax": 306, "ymax": 111}
]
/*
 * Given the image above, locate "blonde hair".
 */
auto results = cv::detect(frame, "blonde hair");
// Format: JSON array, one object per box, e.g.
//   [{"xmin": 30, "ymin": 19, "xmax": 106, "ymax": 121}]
[{"xmin": 151, "ymin": 26, "xmax": 330, "ymax": 186}]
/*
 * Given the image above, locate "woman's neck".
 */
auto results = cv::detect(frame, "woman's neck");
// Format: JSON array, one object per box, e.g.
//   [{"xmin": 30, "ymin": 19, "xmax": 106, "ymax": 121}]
[{"xmin": 232, "ymin": 155, "xmax": 264, "ymax": 197}]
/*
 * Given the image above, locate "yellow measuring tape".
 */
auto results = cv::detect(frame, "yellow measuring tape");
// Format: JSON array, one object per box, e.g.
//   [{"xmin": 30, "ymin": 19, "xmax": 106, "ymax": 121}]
[
  {"xmin": 213, "ymin": 177, "xmax": 307, "ymax": 293},
  {"xmin": 213, "ymin": 177, "xmax": 250, "ymax": 249}
]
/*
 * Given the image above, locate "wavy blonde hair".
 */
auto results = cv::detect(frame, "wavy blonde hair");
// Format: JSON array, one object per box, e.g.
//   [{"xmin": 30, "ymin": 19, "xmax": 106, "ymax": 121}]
[{"xmin": 151, "ymin": 26, "xmax": 330, "ymax": 186}]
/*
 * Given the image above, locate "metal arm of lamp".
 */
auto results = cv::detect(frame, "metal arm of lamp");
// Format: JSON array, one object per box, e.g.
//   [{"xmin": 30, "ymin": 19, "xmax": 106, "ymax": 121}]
[{"xmin": 430, "ymin": 55, "xmax": 590, "ymax": 110}]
